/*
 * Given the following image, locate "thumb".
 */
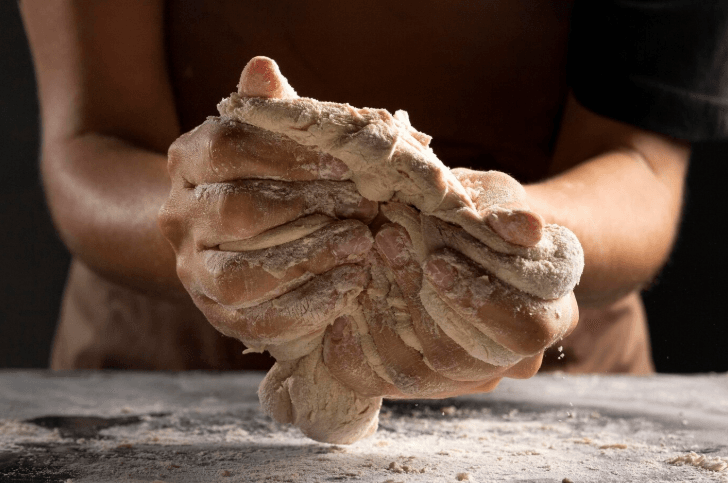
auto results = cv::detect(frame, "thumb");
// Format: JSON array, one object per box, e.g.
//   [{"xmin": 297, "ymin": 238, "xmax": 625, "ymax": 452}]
[
  {"xmin": 237, "ymin": 56, "xmax": 299, "ymax": 99},
  {"xmin": 452, "ymin": 168, "xmax": 544, "ymax": 247},
  {"xmin": 485, "ymin": 208, "xmax": 544, "ymax": 248}
]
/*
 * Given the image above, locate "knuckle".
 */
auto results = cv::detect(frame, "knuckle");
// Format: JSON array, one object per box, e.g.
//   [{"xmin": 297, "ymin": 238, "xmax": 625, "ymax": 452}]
[
  {"xmin": 157, "ymin": 204, "xmax": 184, "ymax": 246},
  {"xmin": 212, "ymin": 282, "xmax": 242, "ymax": 307},
  {"xmin": 330, "ymin": 221, "xmax": 374, "ymax": 261},
  {"xmin": 512, "ymin": 308, "xmax": 561, "ymax": 355},
  {"xmin": 174, "ymin": 259, "xmax": 194, "ymax": 288},
  {"xmin": 205, "ymin": 121, "xmax": 248, "ymax": 176},
  {"xmin": 168, "ymin": 118, "xmax": 237, "ymax": 178},
  {"xmin": 166, "ymin": 142, "xmax": 185, "ymax": 175},
  {"xmin": 205, "ymin": 131, "xmax": 226, "ymax": 167},
  {"xmin": 204, "ymin": 262, "xmax": 243, "ymax": 307}
]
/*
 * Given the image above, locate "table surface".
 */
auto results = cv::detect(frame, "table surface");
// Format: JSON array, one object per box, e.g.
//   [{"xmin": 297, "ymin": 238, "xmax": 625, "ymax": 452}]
[{"xmin": 1, "ymin": 371, "xmax": 727, "ymax": 483}]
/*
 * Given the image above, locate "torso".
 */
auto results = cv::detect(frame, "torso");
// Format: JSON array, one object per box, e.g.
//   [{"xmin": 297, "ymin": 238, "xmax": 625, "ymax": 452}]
[
  {"xmin": 53, "ymin": 0, "xmax": 653, "ymax": 374},
  {"xmin": 164, "ymin": 0, "xmax": 573, "ymax": 181}
]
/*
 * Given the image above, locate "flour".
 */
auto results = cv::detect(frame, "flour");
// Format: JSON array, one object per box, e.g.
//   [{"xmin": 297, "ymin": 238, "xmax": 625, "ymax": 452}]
[
  {"xmin": 3, "ymin": 372, "xmax": 727, "ymax": 482},
  {"xmin": 209, "ymin": 57, "xmax": 583, "ymax": 444}
]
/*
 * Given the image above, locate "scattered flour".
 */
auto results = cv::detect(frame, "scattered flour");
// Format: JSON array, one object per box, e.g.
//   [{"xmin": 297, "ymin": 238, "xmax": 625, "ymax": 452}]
[{"xmin": 2, "ymin": 372, "xmax": 727, "ymax": 482}]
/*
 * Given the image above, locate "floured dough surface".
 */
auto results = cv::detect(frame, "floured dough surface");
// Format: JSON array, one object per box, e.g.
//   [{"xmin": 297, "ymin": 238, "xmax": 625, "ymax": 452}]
[
  {"xmin": 259, "ymin": 347, "xmax": 381, "ymax": 444},
  {"xmin": 211, "ymin": 57, "xmax": 584, "ymax": 444}
]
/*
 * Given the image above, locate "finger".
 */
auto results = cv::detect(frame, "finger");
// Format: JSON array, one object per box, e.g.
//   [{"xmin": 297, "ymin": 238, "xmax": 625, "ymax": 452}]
[
  {"xmin": 378, "ymin": 202, "xmax": 427, "ymax": 261},
  {"xmin": 502, "ymin": 353, "xmax": 544, "ymax": 379},
  {"xmin": 423, "ymin": 248, "xmax": 578, "ymax": 356},
  {"xmin": 180, "ymin": 219, "xmax": 373, "ymax": 309},
  {"xmin": 237, "ymin": 56, "xmax": 298, "ymax": 99},
  {"xmin": 440, "ymin": 377, "xmax": 503, "ymax": 397},
  {"xmin": 217, "ymin": 89, "xmax": 474, "ymax": 214},
  {"xmin": 360, "ymin": 256, "xmax": 488, "ymax": 398},
  {"xmin": 363, "ymin": 292, "xmax": 478, "ymax": 398},
  {"xmin": 485, "ymin": 208, "xmax": 544, "ymax": 247},
  {"xmin": 194, "ymin": 263, "xmax": 370, "ymax": 352},
  {"xmin": 451, "ymin": 168, "xmax": 529, "ymax": 210},
  {"xmin": 375, "ymin": 224, "xmax": 506, "ymax": 381},
  {"xmin": 420, "ymin": 214, "xmax": 578, "ymax": 301},
  {"xmin": 185, "ymin": 179, "xmax": 377, "ymax": 250},
  {"xmin": 322, "ymin": 315, "xmax": 406, "ymax": 398},
  {"xmin": 168, "ymin": 118, "xmax": 351, "ymax": 185},
  {"xmin": 420, "ymin": 277, "xmax": 525, "ymax": 368},
  {"xmin": 438, "ymin": 354, "xmax": 546, "ymax": 395},
  {"xmin": 451, "ymin": 168, "xmax": 544, "ymax": 247}
]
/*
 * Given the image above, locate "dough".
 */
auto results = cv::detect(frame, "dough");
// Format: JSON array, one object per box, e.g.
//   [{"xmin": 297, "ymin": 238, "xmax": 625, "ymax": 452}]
[{"xmin": 213, "ymin": 57, "xmax": 584, "ymax": 444}]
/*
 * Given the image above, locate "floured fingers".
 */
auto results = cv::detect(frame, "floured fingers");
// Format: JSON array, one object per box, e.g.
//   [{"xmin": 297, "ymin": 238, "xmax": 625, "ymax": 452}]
[
  {"xmin": 451, "ymin": 168, "xmax": 544, "ymax": 247},
  {"xmin": 160, "ymin": 178, "xmax": 376, "ymax": 257},
  {"xmin": 167, "ymin": 118, "xmax": 351, "ymax": 187},
  {"xmin": 322, "ymin": 315, "xmax": 407, "ymax": 398},
  {"xmin": 182, "ymin": 179, "xmax": 377, "ymax": 251},
  {"xmin": 359, "ymin": 283, "xmax": 487, "ymax": 398},
  {"xmin": 323, "ymin": 225, "xmax": 512, "ymax": 399},
  {"xmin": 375, "ymin": 223, "xmax": 507, "ymax": 382},
  {"xmin": 179, "ymin": 219, "xmax": 373, "ymax": 309},
  {"xmin": 195, "ymin": 263, "xmax": 371, "ymax": 357},
  {"xmin": 423, "ymin": 248, "xmax": 578, "ymax": 357}
]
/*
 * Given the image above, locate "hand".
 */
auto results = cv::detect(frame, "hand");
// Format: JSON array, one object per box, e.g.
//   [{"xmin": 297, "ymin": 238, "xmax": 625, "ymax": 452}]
[
  {"xmin": 158, "ymin": 66, "xmax": 379, "ymax": 359},
  {"xmin": 322, "ymin": 171, "xmax": 579, "ymax": 399}
]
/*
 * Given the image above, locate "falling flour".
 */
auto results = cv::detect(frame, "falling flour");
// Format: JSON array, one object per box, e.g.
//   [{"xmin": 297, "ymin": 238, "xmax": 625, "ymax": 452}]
[{"xmin": 206, "ymin": 57, "xmax": 584, "ymax": 444}]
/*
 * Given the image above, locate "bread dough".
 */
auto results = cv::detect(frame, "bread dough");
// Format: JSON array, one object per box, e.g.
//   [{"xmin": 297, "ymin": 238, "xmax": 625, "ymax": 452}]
[{"xmin": 213, "ymin": 57, "xmax": 584, "ymax": 444}]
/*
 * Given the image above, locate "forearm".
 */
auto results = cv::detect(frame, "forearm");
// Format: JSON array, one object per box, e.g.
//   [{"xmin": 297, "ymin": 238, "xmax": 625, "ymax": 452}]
[
  {"xmin": 42, "ymin": 133, "xmax": 186, "ymax": 299},
  {"xmin": 525, "ymin": 148, "xmax": 687, "ymax": 307},
  {"xmin": 21, "ymin": 0, "xmax": 185, "ymax": 299}
]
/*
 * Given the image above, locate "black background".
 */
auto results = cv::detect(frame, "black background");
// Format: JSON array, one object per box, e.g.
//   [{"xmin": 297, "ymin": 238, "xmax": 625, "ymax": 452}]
[{"xmin": 1, "ymin": 2, "xmax": 726, "ymax": 372}]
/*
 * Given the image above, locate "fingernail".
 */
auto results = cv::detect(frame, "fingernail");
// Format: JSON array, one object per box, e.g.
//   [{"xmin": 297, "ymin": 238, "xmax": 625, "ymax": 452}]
[
  {"xmin": 337, "ymin": 196, "xmax": 379, "ymax": 222},
  {"xmin": 237, "ymin": 56, "xmax": 298, "ymax": 99},
  {"xmin": 425, "ymin": 258, "xmax": 456, "ymax": 291},
  {"xmin": 487, "ymin": 210, "xmax": 543, "ymax": 247},
  {"xmin": 375, "ymin": 228, "xmax": 410, "ymax": 267},
  {"xmin": 354, "ymin": 198, "xmax": 379, "ymax": 223},
  {"xmin": 332, "ymin": 231, "xmax": 373, "ymax": 260},
  {"xmin": 330, "ymin": 317, "xmax": 348, "ymax": 341},
  {"xmin": 327, "ymin": 158, "xmax": 351, "ymax": 180}
]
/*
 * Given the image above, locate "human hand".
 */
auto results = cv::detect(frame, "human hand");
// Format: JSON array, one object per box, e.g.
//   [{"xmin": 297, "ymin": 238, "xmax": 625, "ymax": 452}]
[
  {"xmin": 180, "ymin": 56, "xmax": 583, "ymax": 444},
  {"xmin": 215, "ymin": 56, "xmax": 582, "ymax": 399},
  {"xmin": 158, "ymin": 61, "xmax": 378, "ymax": 360},
  {"xmin": 322, "ymin": 177, "xmax": 579, "ymax": 400}
]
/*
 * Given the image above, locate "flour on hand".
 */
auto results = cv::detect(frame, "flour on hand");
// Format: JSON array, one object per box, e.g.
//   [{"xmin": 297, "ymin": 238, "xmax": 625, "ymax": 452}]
[{"xmin": 211, "ymin": 56, "xmax": 584, "ymax": 444}]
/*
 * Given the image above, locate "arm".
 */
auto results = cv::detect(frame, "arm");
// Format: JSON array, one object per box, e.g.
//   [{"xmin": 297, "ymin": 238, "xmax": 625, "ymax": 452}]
[
  {"xmin": 526, "ymin": 93, "xmax": 690, "ymax": 307},
  {"xmin": 19, "ymin": 0, "xmax": 185, "ymax": 299}
]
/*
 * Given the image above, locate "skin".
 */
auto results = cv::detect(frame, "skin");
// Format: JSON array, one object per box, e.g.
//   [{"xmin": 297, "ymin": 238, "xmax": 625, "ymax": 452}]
[{"xmin": 21, "ymin": 1, "xmax": 689, "ymax": 391}]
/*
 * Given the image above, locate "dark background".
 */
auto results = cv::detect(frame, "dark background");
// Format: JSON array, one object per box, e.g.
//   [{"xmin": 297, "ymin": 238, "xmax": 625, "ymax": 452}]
[{"xmin": 1, "ymin": 3, "xmax": 726, "ymax": 373}]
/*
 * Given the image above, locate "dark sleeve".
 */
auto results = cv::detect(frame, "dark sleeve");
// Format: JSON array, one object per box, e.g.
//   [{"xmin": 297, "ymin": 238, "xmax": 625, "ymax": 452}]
[{"xmin": 568, "ymin": 0, "xmax": 728, "ymax": 141}]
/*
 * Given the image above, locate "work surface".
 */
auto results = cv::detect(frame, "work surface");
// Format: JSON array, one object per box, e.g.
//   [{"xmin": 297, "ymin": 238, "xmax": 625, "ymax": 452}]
[{"xmin": 1, "ymin": 371, "xmax": 727, "ymax": 483}]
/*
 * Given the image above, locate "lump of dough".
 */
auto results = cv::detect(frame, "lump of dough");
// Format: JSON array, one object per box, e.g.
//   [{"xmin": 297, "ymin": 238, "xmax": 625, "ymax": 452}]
[{"xmin": 259, "ymin": 348, "xmax": 382, "ymax": 444}]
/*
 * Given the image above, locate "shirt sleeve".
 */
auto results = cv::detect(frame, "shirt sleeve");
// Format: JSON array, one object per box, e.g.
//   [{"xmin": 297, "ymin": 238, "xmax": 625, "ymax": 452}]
[{"xmin": 568, "ymin": 0, "xmax": 728, "ymax": 141}]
